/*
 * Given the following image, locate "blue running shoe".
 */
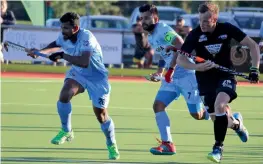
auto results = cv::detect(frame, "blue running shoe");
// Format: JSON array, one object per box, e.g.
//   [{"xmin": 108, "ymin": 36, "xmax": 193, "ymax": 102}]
[
  {"xmin": 207, "ymin": 145, "xmax": 223, "ymax": 163},
  {"xmin": 233, "ymin": 112, "xmax": 249, "ymax": 142}
]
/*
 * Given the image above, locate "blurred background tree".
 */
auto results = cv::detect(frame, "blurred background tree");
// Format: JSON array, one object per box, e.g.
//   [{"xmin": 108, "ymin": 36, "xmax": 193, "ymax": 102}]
[{"xmin": 6, "ymin": 0, "xmax": 263, "ymax": 24}]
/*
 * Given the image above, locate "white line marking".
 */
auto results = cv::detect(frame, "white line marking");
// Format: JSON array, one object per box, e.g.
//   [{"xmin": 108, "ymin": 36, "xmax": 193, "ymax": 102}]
[
  {"xmin": 2, "ymin": 102, "xmax": 262, "ymax": 114},
  {"xmin": 2, "ymin": 79, "xmax": 262, "ymax": 86}
]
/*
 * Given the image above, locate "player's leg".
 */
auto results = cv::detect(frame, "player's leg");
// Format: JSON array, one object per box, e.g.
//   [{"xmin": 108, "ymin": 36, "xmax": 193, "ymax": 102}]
[
  {"xmin": 178, "ymin": 74, "xmax": 210, "ymax": 120},
  {"xmin": 51, "ymin": 78, "xmax": 85, "ymax": 145},
  {"xmin": 150, "ymin": 81, "xmax": 179, "ymax": 155},
  {"xmin": 133, "ymin": 49, "xmax": 144, "ymax": 69},
  {"xmin": 133, "ymin": 56, "xmax": 144, "ymax": 68},
  {"xmin": 90, "ymin": 81, "xmax": 120, "ymax": 160},
  {"xmin": 207, "ymin": 79, "xmax": 248, "ymax": 163},
  {"xmin": 143, "ymin": 48, "xmax": 154, "ymax": 68}
]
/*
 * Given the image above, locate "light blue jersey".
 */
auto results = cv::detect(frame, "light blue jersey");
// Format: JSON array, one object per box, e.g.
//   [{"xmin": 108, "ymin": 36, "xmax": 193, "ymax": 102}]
[
  {"xmin": 56, "ymin": 28, "xmax": 108, "ymax": 81},
  {"xmin": 56, "ymin": 29, "xmax": 110, "ymax": 109},
  {"xmin": 148, "ymin": 23, "xmax": 194, "ymax": 79}
]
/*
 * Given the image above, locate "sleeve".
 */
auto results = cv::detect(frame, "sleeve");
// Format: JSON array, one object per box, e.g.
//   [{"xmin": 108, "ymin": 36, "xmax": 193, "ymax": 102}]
[
  {"xmin": 225, "ymin": 22, "xmax": 247, "ymax": 42},
  {"xmin": 162, "ymin": 24, "xmax": 179, "ymax": 45},
  {"xmin": 180, "ymin": 30, "xmax": 197, "ymax": 54}
]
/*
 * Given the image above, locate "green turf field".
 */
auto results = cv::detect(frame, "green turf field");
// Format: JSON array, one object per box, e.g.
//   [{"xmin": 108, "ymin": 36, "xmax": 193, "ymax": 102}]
[{"xmin": 1, "ymin": 78, "xmax": 263, "ymax": 164}]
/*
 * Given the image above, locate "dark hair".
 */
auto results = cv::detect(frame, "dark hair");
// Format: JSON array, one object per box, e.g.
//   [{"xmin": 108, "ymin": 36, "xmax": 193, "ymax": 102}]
[
  {"xmin": 60, "ymin": 12, "xmax": 80, "ymax": 26},
  {"xmin": 176, "ymin": 16, "xmax": 183, "ymax": 22},
  {"xmin": 198, "ymin": 1, "xmax": 219, "ymax": 15},
  {"xmin": 139, "ymin": 4, "xmax": 158, "ymax": 16}
]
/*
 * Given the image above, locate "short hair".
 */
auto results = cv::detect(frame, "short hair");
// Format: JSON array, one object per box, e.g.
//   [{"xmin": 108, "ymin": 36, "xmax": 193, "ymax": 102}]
[
  {"xmin": 198, "ymin": 1, "xmax": 219, "ymax": 16},
  {"xmin": 139, "ymin": 4, "xmax": 158, "ymax": 16},
  {"xmin": 60, "ymin": 12, "xmax": 80, "ymax": 26},
  {"xmin": 176, "ymin": 16, "xmax": 183, "ymax": 22}
]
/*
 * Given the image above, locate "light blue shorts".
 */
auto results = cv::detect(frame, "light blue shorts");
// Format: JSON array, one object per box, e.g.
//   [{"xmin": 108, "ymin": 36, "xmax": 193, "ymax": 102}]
[
  {"xmin": 65, "ymin": 69, "xmax": 110, "ymax": 109},
  {"xmin": 155, "ymin": 74, "xmax": 203, "ymax": 114}
]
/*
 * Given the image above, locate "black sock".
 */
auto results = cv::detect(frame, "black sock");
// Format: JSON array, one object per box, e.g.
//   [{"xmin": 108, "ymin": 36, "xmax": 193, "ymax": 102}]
[{"xmin": 214, "ymin": 114, "xmax": 228, "ymax": 146}]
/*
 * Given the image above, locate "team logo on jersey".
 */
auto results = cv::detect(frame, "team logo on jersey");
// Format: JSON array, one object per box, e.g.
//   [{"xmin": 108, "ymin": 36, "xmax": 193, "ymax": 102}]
[
  {"xmin": 218, "ymin": 34, "xmax": 227, "ymax": 40},
  {"xmin": 83, "ymin": 40, "xmax": 90, "ymax": 46},
  {"xmin": 164, "ymin": 31, "xmax": 176, "ymax": 43},
  {"xmin": 198, "ymin": 35, "xmax": 207, "ymax": 42},
  {"xmin": 205, "ymin": 44, "xmax": 222, "ymax": 56},
  {"xmin": 156, "ymin": 46, "xmax": 164, "ymax": 52}
]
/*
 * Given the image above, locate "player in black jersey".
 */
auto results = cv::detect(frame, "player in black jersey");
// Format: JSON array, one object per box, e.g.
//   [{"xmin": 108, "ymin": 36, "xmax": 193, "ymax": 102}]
[{"xmin": 166, "ymin": 2, "xmax": 260, "ymax": 163}]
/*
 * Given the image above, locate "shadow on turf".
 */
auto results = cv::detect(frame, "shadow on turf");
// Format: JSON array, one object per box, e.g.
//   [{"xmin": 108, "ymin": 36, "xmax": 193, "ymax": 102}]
[
  {"xmin": 1, "ymin": 157, "xmax": 196, "ymax": 164},
  {"xmin": 2, "ymin": 126, "xmax": 263, "ymax": 138},
  {"xmin": 1, "ymin": 112, "xmax": 152, "ymax": 118}
]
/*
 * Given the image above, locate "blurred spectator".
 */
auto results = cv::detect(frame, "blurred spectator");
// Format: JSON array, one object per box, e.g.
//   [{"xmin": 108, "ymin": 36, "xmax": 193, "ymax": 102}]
[
  {"xmin": 174, "ymin": 16, "xmax": 191, "ymax": 40},
  {"xmin": 1, "ymin": 0, "xmax": 16, "ymax": 25},
  {"xmin": 1, "ymin": 0, "xmax": 16, "ymax": 62},
  {"xmin": 1, "ymin": 0, "xmax": 16, "ymax": 42},
  {"xmin": 132, "ymin": 16, "xmax": 154, "ymax": 69}
]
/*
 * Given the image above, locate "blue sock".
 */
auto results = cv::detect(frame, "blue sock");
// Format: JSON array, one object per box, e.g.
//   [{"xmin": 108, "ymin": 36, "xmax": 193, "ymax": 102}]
[
  {"xmin": 57, "ymin": 101, "xmax": 72, "ymax": 132},
  {"xmin": 101, "ymin": 117, "xmax": 116, "ymax": 146},
  {"xmin": 155, "ymin": 111, "xmax": 172, "ymax": 142}
]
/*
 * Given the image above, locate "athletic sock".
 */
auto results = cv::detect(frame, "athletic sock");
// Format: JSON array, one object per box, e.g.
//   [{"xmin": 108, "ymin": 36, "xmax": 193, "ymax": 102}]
[
  {"xmin": 155, "ymin": 111, "xmax": 172, "ymax": 142},
  {"xmin": 214, "ymin": 113, "xmax": 228, "ymax": 146}
]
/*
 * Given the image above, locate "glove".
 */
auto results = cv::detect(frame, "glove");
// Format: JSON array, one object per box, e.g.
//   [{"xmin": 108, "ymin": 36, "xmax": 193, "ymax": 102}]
[
  {"xmin": 49, "ymin": 51, "xmax": 64, "ymax": 62},
  {"xmin": 165, "ymin": 67, "xmax": 174, "ymax": 83},
  {"xmin": 149, "ymin": 72, "xmax": 162, "ymax": 82},
  {"xmin": 249, "ymin": 67, "xmax": 259, "ymax": 83},
  {"xmin": 26, "ymin": 48, "xmax": 39, "ymax": 59}
]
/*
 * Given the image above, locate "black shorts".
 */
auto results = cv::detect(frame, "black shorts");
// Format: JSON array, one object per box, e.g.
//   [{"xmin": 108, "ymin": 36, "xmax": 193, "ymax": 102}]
[
  {"xmin": 133, "ymin": 47, "xmax": 151, "ymax": 60},
  {"xmin": 200, "ymin": 78, "xmax": 237, "ymax": 114}
]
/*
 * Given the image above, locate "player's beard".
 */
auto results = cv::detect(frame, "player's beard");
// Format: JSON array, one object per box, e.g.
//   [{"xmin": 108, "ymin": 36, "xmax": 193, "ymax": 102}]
[
  {"xmin": 142, "ymin": 23, "xmax": 156, "ymax": 32},
  {"xmin": 62, "ymin": 34, "xmax": 71, "ymax": 40}
]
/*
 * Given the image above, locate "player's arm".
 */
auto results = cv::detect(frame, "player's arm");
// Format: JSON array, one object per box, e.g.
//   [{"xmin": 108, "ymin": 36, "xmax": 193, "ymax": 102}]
[
  {"xmin": 49, "ymin": 37, "xmax": 94, "ymax": 68},
  {"xmin": 174, "ymin": 31, "xmax": 197, "ymax": 70},
  {"xmin": 227, "ymin": 22, "xmax": 260, "ymax": 69},
  {"xmin": 168, "ymin": 35, "xmax": 184, "ymax": 69},
  {"xmin": 226, "ymin": 22, "xmax": 260, "ymax": 82},
  {"xmin": 39, "ymin": 41, "xmax": 61, "ymax": 54},
  {"xmin": 62, "ymin": 51, "xmax": 91, "ymax": 68},
  {"xmin": 240, "ymin": 36, "xmax": 260, "ymax": 68},
  {"xmin": 157, "ymin": 59, "xmax": 165, "ymax": 74},
  {"xmin": 149, "ymin": 58, "xmax": 165, "ymax": 82},
  {"xmin": 176, "ymin": 32, "xmax": 214, "ymax": 71},
  {"xmin": 26, "ymin": 41, "xmax": 61, "ymax": 58}
]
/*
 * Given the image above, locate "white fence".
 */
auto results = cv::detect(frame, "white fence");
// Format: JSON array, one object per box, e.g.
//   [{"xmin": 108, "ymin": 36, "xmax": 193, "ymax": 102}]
[{"xmin": 2, "ymin": 25, "xmax": 134, "ymax": 65}]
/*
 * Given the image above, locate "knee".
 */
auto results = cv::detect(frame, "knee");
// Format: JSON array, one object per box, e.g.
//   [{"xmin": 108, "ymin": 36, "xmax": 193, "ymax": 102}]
[
  {"xmin": 190, "ymin": 113, "xmax": 203, "ymax": 120},
  {"xmin": 153, "ymin": 101, "xmax": 166, "ymax": 113},
  {"xmin": 97, "ymin": 113, "xmax": 108, "ymax": 124},
  {"xmin": 59, "ymin": 89, "xmax": 74, "ymax": 103},
  {"xmin": 214, "ymin": 103, "xmax": 227, "ymax": 114},
  {"xmin": 96, "ymin": 114, "xmax": 107, "ymax": 124},
  {"xmin": 95, "ymin": 108, "xmax": 108, "ymax": 124}
]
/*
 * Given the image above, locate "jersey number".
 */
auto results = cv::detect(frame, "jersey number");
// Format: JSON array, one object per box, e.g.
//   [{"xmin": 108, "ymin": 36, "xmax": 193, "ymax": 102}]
[{"xmin": 187, "ymin": 92, "xmax": 191, "ymax": 99}]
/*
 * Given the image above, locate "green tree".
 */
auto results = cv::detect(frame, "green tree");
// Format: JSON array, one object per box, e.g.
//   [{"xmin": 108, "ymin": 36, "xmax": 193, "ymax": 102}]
[{"xmin": 50, "ymin": 1, "xmax": 121, "ymax": 18}]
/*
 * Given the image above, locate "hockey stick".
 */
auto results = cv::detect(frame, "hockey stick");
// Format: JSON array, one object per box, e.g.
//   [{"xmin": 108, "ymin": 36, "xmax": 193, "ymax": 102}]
[
  {"xmin": 145, "ymin": 47, "xmax": 250, "ymax": 82},
  {"xmin": 174, "ymin": 48, "xmax": 250, "ymax": 80},
  {"xmin": 3, "ymin": 41, "xmax": 49, "ymax": 59}
]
